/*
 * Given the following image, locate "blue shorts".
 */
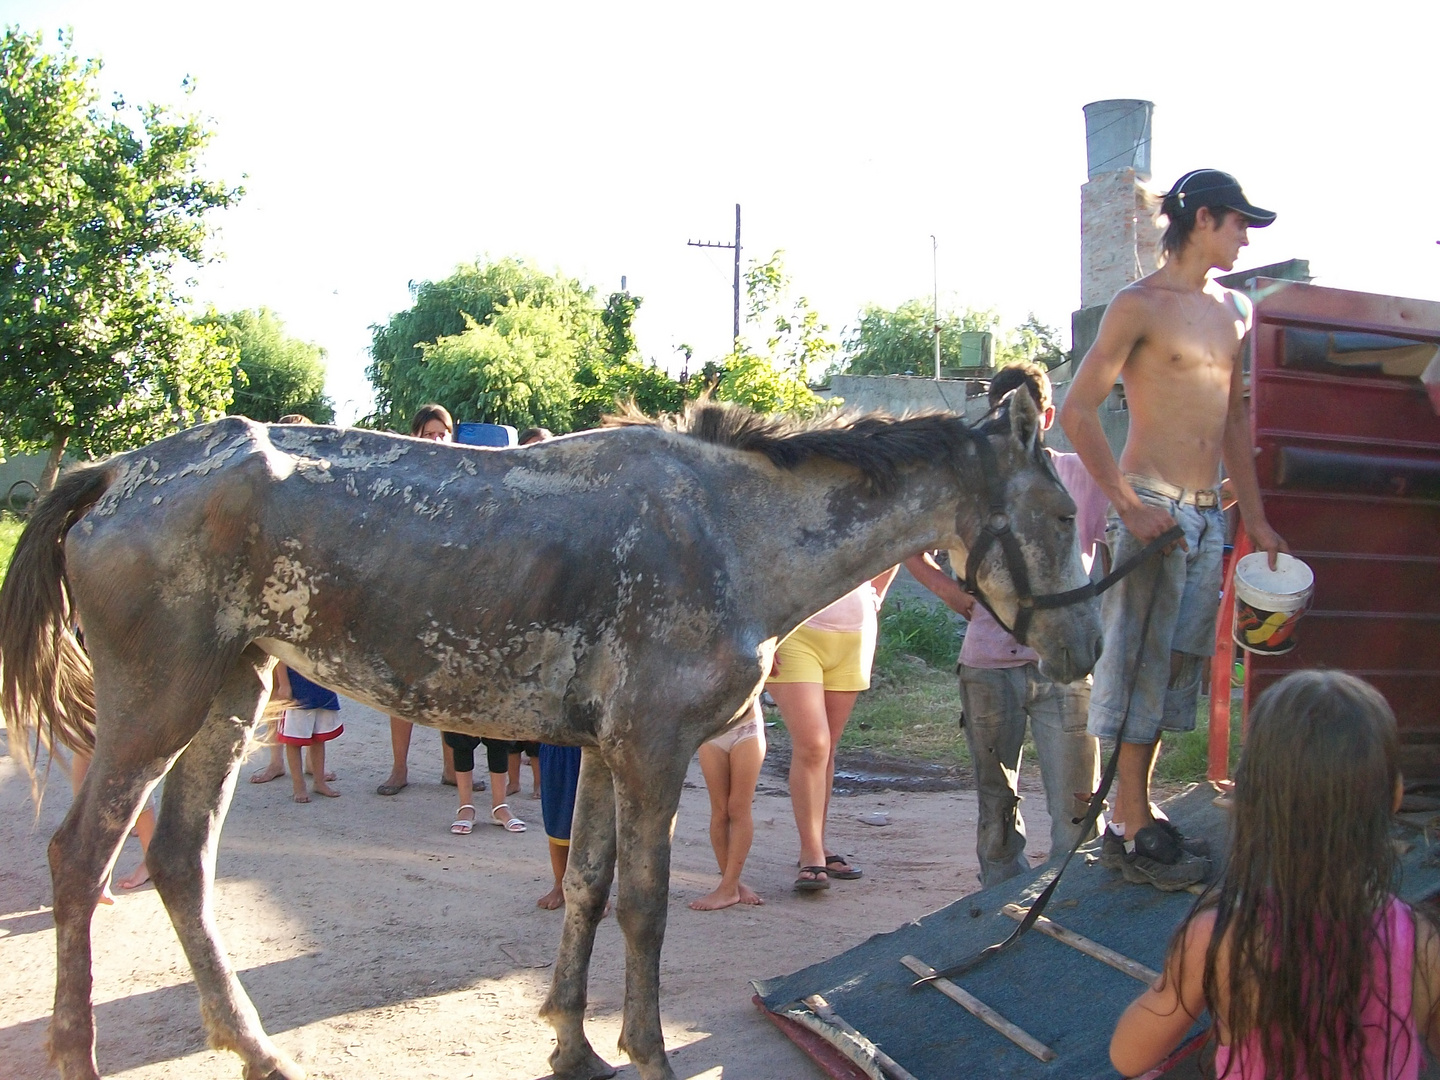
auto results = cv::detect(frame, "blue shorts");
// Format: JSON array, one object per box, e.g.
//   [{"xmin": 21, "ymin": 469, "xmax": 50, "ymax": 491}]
[
  {"xmin": 1086, "ymin": 486, "xmax": 1224, "ymax": 744},
  {"xmin": 538, "ymin": 744, "xmax": 582, "ymax": 845}
]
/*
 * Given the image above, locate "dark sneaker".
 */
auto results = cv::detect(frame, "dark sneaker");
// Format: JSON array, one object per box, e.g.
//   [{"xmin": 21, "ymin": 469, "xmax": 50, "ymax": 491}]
[
  {"xmin": 1123, "ymin": 824, "xmax": 1210, "ymax": 891},
  {"xmin": 1099, "ymin": 828, "xmax": 1128, "ymax": 870},
  {"xmin": 1122, "ymin": 847, "xmax": 1210, "ymax": 891},
  {"xmin": 1103, "ymin": 819, "xmax": 1211, "ymax": 863},
  {"xmin": 1154, "ymin": 817, "xmax": 1211, "ymax": 858}
]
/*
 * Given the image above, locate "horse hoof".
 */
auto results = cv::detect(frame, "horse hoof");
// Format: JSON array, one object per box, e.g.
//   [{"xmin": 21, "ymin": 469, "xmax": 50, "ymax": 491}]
[
  {"xmin": 549, "ymin": 1047, "xmax": 618, "ymax": 1080},
  {"xmin": 242, "ymin": 1058, "xmax": 305, "ymax": 1080}
]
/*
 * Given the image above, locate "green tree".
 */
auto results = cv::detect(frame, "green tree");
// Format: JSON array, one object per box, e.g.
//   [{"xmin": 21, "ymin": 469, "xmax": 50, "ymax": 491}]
[
  {"xmin": 0, "ymin": 28, "xmax": 241, "ymax": 489},
  {"xmin": 366, "ymin": 257, "xmax": 604, "ymax": 430},
  {"xmin": 412, "ymin": 302, "xmax": 580, "ymax": 432},
  {"xmin": 200, "ymin": 308, "xmax": 334, "ymax": 423},
  {"xmin": 692, "ymin": 253, "xmax": 831, "ymax": 417},
  {"xmin": 836, "ymin": 301, "xmax": 1065, "ymax": 378}
]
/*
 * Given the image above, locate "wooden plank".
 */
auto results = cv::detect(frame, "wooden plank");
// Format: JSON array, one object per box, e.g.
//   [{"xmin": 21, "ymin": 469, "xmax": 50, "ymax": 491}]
[
  {"xmin": 899, "ymin": 955, "xmax": 1057, "ymax": 1063},
  {"xmin": 1001, "ymin": 903, "xmax": 1160, "ymax": 985},
  {"xmin": 803, "ymin": 994, "xmax": 921, "ymax": 1080}
]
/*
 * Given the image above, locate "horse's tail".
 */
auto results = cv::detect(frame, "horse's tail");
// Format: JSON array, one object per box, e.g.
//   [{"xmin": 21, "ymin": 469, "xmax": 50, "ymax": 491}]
[{"xmin": 0, "ymin": 463, "xmax": 114, "ymax": 785}]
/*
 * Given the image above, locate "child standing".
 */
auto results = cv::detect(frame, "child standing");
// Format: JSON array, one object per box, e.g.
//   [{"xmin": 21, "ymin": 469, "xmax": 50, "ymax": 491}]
[
  {"xmin": 274, "ymin": 664, "xmax": 342, "ymax": 803},
  {"xmin": 1110, "ymin": 670, "xmax": 1440, "ymax": 1078},
  {"xmin": 691, "ymin": 699, "xmax": 767, "ymax": 910}
]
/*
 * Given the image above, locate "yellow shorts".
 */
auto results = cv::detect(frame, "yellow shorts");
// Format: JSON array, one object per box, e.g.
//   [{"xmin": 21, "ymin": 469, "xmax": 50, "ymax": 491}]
[{"xmin": 768, "ymin": 624, "xmax": 875, "ymax": 692}]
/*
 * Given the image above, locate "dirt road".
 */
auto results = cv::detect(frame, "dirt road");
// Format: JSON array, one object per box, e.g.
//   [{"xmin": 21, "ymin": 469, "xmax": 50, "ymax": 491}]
[{"xmin": 0, "ymin": 699, "xmax": 1058, "ymax": 1080}]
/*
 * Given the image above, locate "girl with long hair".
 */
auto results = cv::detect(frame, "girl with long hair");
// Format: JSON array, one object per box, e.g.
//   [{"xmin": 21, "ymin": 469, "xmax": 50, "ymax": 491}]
[{"xmin": 1111, "ymin": 669, "xmax": 1440, "ymax": 1079}]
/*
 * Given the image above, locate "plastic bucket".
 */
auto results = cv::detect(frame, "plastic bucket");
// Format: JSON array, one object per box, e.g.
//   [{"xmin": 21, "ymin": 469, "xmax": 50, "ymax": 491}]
[{"xmin": 1232, "ymin": 552, "xmax": 1314, "ymax": 655}]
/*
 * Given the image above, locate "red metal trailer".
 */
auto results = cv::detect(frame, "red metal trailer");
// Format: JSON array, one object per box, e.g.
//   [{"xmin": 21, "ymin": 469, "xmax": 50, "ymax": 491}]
[{"xmin": 1209, "ymin": 279, "xmax": 1440, "ymax": 783}]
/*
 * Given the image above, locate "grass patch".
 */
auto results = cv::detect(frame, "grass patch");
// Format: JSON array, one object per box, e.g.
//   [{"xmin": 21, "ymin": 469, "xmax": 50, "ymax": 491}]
[
  {"xmin": 842, "ymin": 657, "xmax": 970, "ymax": 764},
  {"xmin": 873, "ymin": 600, "xmax": 964, "ymax": 675},
  {"xmin": 1154, "ymin": 697, "xmax": 1244, "ymax": 785},
  {"xmin": 0, "ymin": 512, "xmax": 23, "ymax": 578}
]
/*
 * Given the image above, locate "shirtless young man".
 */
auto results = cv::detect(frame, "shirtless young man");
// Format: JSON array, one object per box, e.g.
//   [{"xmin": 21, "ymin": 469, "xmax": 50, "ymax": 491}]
[{"xmin": 1058, "ymin": 169, "xmax": 1287, "ymax": 891}]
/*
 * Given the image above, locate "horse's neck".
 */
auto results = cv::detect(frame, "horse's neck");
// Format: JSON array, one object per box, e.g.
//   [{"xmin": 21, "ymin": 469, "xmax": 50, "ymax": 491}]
[{"xmin": 734, "ymin": 460, "xmax": 979, "ymax": 635}]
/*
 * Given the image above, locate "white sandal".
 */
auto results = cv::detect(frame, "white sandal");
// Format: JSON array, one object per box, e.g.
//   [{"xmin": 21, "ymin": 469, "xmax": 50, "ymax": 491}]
[
  {"xmin": 491, "ymin": 803, "xmax": 526, "ymax": 832},
  {"xmin": 451, "ymin": 804, "xmax": 476, "ymax": 835}
]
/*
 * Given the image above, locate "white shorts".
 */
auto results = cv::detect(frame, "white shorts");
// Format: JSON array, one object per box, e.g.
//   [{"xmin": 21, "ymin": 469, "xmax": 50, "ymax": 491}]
[{"xmin": 278, "ymin": 708, "xmax": 343, "ymax": 746}]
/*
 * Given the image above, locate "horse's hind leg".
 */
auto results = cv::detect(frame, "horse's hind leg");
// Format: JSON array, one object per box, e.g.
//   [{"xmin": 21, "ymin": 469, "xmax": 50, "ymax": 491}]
[
  {"xmin": 542, "ymin": 748, "xmax": 619, "ymax": 1080},
  {"xmin": 48, "ymin": 747, "xmax": 170, "ymax": 1079},
  {"xmin": 146, "ymin": 646, "xmax": 302, "ymax": 1080}
]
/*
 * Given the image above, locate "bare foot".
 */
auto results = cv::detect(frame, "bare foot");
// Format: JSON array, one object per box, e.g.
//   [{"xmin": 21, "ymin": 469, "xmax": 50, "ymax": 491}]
[
  {"xmin": 99, "ymin": 885, "xmax": 116, "ymax": 906},
  {"xmin": 117, "ymin": 862, "xmax": 151, "ymax": 890},
  {"xmin": 311, "ymin": 781, "xmax": 341, "ymax": 798},
  {"xmin": 292, "ymin": 791, "xmax": 311, "ymax": 803},
  {"xmin": 690, "ymin": 885, "xmax": 742, "ymax": 911},
  {"xmin": 506, "ymin": 782, "xmax": 521, "ymax": 797},
  {"xmin": 537, "ymin": 884, "xmax": 565, "ymax": 910},
  {"xmin": 249, "ymin": 763, "xmax": 285, "ymax": 784},
  {"xmin": 737, "ymin": 883, "xmax": 764, "ymax": 905},
  {"xmin": 303, "ymin": 767, "xmax": 339, "ymax": 782}
]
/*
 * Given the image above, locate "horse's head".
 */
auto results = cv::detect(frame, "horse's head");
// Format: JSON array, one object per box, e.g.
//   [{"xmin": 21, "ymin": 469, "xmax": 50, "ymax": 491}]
[{"xmin": 949, "ymin": 390, "xmax": 1103, "ymax": 684}]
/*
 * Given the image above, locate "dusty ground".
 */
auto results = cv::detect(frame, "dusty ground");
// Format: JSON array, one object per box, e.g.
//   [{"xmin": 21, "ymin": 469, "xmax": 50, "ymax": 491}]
[{"xmin": 0, "ymin": 698, "xmax": 1063, "ymax": 1080}]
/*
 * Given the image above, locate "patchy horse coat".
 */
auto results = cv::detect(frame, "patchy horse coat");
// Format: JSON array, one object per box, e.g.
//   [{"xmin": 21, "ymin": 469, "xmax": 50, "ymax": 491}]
[{"xmin": 1, "ymin": 398, "xmax": 1101, "ymax": 1080}]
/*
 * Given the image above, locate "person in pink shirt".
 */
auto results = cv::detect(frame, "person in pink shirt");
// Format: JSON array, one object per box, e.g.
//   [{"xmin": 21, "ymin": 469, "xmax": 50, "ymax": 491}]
[
  {"xmin": 906, "ymin": 362, "xmax": 1108, "ymax": 886},
  {"xmin": 1110, "ymin": 670, "xmax": 1440, "ymax": 1079}
]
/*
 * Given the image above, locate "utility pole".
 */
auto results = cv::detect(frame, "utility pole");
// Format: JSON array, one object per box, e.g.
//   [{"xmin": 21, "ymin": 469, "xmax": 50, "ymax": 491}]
[
  {"xmin": 687, "ymin": 203, "xmax": 742, "ymax": 353},
  {"xmin": 931, "ymin": 235, "xmax": 942, "ymax": 382}
]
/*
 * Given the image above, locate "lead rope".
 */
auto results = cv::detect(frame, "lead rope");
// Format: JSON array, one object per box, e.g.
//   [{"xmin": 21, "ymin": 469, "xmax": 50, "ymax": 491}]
[{"xmin": 915, "ymin": 552, "xmax": 1168, "ymax": 985}]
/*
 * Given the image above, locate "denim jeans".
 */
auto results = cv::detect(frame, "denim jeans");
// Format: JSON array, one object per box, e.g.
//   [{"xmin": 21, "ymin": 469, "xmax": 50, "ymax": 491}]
[
  {"xmin": 1087, "ymin": 487, "xmax": 1224, "ymax": 744},
  {"xmin": 958, "ymin": 664, "xmax": 1101, "ymax": 888}
]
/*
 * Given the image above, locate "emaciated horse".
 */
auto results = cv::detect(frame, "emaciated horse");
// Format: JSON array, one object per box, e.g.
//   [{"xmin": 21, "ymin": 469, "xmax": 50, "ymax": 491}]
[{"xmin": 0, "ymin": 394, "xmax": 1100, "ymax": 1080}]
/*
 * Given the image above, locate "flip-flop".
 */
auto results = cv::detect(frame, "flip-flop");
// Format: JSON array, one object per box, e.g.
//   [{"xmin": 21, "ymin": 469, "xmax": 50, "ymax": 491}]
[
  {"xmin": 376, "ymin": 781, "xmax": 408, "ymax": 796},
  {"xmin": 451, "ymin": 804, "xmax": 476, "ymax": 835},
  {"xmin": 794, "ymin": 866, "xmax": 830, "ymax": 892},
  {"xmin": 491, "ymin": 804, "xmax": 526, "ymax": 832},
  {"xmin": 825, "ymin": 855, "xmax": 862, "ymax": 880}
]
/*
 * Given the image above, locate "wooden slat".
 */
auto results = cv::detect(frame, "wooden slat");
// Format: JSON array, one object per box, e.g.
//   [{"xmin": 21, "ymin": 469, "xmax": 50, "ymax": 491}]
[
  {"xmin": 1001, "ymin": 903, "xmax": 1160, "ymax": 985},
  {"xmin": 899, "ymin": 955, "xmax": 1056, "ymax": 1063},
  {"xmin": 803, "ymin": 995, "xmax": 921, "ymax": 1080}
]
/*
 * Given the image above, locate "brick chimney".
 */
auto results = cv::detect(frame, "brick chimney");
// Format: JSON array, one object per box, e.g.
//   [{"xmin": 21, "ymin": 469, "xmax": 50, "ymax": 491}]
[{"xmin": 1071, "ymin": 100, "xmax": 1163, "ymax": 362}]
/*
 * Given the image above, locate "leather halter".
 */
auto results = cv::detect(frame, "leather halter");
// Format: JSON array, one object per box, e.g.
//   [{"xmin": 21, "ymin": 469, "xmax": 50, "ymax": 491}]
[{"xmin": 959, "ymin": 427, "xmax": 1183, "ymax": 644}]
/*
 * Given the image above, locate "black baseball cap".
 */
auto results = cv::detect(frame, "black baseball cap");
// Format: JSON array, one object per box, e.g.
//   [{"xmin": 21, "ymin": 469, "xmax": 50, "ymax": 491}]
[{"xmin": 1163, "ymin": 169, "xmax": 1276, "ymax": 226}]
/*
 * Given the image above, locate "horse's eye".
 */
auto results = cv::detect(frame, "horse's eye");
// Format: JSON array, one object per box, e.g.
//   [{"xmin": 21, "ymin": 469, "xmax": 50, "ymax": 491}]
[{"xmin": 1059, "ymin": 515, "xmax": 1075, "ymax": 525}]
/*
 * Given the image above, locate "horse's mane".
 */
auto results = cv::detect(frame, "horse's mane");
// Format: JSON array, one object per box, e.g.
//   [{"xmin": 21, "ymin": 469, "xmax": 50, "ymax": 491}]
[{"xmin": 607, "ymin": 399, "xmax": 1002, "ymax": 494}]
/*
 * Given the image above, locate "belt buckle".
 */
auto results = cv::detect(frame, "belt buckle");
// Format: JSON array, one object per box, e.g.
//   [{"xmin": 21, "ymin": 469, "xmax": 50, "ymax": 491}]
[{"xmin": 1194, "ymin": 489, "xmax": 1219, "ymax": 509}]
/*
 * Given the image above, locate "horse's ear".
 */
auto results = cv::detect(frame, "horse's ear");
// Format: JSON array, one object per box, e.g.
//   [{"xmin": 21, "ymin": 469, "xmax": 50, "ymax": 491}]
[{"xmin": 1007, "ymin": 387, "xmax": 1040, "ymax": 449}]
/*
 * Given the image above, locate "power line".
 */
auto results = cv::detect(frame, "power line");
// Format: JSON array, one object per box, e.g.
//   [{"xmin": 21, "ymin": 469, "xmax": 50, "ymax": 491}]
[{"xmin": 687, "ymin": 204, "xmax": 741, "ymax": 353}]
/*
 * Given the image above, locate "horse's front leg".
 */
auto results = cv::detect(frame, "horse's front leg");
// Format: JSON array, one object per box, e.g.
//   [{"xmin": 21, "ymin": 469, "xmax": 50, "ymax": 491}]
[
  {"xmin": 147, "ymin": 648, "xmax": 303, "ymax": 1080},
  {"xmin": 611, "ymin": 753, "xmax": 690, "ymax": 1080},
  {"xmin": 542, "ymin": 747, "xmax": 619, "ymax": 1080},
  {"xmin": 48, "ymin": 751, "xmax": 165, "ymax": 1079}
]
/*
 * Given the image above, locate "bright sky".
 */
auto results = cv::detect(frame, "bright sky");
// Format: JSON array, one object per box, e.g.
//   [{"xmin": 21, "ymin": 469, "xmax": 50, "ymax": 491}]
[{"xmin": 10, "ymin": 1, "xmax": 1440, "ymax": 423}]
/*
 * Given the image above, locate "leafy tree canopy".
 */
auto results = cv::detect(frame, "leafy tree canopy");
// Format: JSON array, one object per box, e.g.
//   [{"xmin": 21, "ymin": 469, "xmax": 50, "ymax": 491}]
[
  {"xmin": 200, "ymin": 308, "xmax": 334, "ymax": 423},
  {"xmin": 0, "ymin": 28, "xmax": 241, "ymax": 489},
  {"xmin": 366, "ymin": 257, "xmax": 606, "ymax": 430},
  {"xmin": 693, "ymin": 253, "xmax": 831, "ymax": 417},
  {"xmin": 835, "ymin": 300, "xmax": 1066, "ymax": 379}
]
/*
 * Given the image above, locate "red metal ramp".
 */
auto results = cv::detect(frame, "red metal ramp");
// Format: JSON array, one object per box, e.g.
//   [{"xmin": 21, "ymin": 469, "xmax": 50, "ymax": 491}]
[{"xmin": 1246, "ymin": 280, "xmax": 1440, "ymax": 783}]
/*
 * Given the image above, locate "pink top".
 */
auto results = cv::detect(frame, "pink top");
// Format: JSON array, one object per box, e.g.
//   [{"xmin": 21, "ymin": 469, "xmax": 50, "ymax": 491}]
[
  {"xmin": 804, "ymin": 580, "xmax": 882, "ymax": 633},
  {"xmin": 1213, "ymin": 896, "xmax": 1419, "ymax": 1080},
  {"xmin": 958, "ymin": 451, "xmax": 1109, "ymax": 669}
]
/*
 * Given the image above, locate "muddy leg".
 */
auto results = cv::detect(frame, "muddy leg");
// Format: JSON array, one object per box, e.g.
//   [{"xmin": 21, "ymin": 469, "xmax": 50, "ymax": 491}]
[
  {"xmin": 148, "ymin": 649, "xmax": 303, "ymax": 1080},
  {"xmin": 48, "ymin": 756, "xmax": 166, "ymax": 1079},
  {"xmin": 612, "ymin": 758, "xmax": 688, "ymax": 1080},
  {"xmin": 542, "ymin": 748, "xmax": 619, "ymax": 1080}
]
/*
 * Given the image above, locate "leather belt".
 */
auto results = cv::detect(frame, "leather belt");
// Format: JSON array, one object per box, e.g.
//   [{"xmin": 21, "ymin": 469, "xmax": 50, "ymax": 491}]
[{"xmin": 1124, "ymin": 472, "xmax": 1220, "ymax": 509}]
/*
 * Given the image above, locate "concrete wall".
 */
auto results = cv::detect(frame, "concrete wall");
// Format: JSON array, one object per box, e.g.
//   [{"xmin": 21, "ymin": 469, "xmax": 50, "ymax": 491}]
[{"xmin": 0, "ymin": 452, "xmax": 52, "ymax": 507}]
